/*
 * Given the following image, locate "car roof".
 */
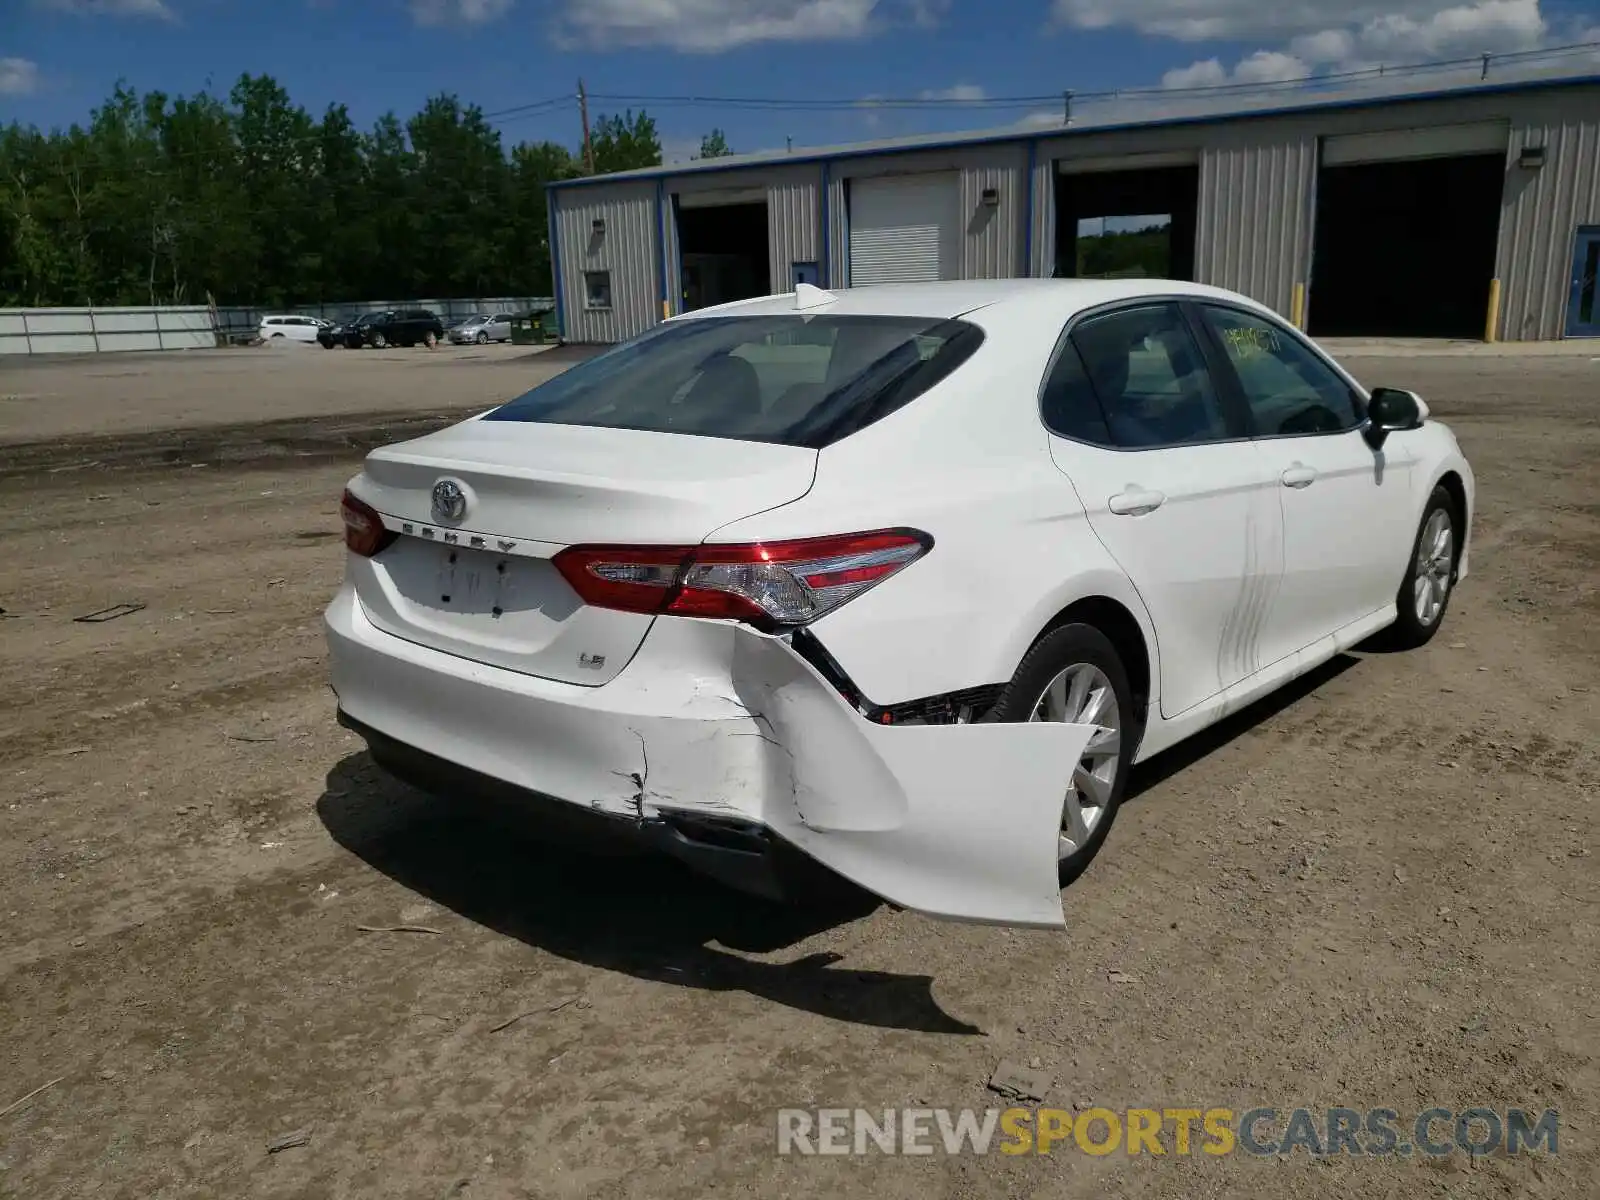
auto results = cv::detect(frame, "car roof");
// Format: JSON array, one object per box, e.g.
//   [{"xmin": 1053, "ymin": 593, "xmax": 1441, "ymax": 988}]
[{"xmin": 670, "ymin": 278, "xmax": 1270, "ymax": 325}]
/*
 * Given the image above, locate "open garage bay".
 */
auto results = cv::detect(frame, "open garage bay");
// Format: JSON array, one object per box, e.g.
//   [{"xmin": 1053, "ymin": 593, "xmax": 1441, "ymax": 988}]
[{"xmin": 0, "ymin": 345, "xmax": 1596, "ymax": 1197}]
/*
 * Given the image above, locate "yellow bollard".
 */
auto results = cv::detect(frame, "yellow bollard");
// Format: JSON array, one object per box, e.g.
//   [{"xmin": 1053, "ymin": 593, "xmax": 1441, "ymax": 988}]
[
  {"xmin": 1290, "ymin": 282, "xmax": 1306, "ymax": 330},
  {"xmin": 1484, "ymin": 278, "xmax": 1501, "ymax": 343}
]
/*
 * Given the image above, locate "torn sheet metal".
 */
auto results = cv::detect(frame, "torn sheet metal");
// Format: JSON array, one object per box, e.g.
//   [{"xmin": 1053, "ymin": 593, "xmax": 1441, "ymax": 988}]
[{"xmin": 731, "ymin": 628, "xmax": 1092, "ymax": 929}]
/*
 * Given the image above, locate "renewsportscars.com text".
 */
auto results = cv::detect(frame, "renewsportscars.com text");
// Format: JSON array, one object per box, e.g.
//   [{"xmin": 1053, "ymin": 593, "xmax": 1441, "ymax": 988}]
[{"xmin": 776, "ymin": 1106, "xmax": 1559, "ymax": 1158}]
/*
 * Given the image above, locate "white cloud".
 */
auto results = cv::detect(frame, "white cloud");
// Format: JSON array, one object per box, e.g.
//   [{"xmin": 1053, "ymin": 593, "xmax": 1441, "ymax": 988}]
[
  {"xmin": 1289, "ymin": 28, "xmax": 1357, "ymax": 64},
  {"xmin": 0, "ymin": 57, "xmax": 40, "ymax": 96},
  {"xmin": 918, "ymin": 83, "xmax": 986, "ymax": 101},
  {"xmin": 1231, "ymin": 49, "xmax": 1312, "ymax": 83},
  {"xmin": 553, "ymin": 0, "xmax": 937, "ymax": 52},
  {"xmin": 1053, "ymin": 0, "xmax": 1543, "ymax": 45},
  {"xmin": 1164, "ymin": 49, "xmax": 1309, "ymax": 91},
  {"xmin": 1160, "ymin": 58, "xmax": 1227, "ymax": 89},
  {"xmin": 1138, "ymin": 1, "xmax": 1567, "ymax": 100},
  {"xmin": 410, "ymin": 0, "xmax": 513, "ymax": 25},
  {"xmin": 34, "ymin": 0, "xmax": 176, "ymax": 17}
]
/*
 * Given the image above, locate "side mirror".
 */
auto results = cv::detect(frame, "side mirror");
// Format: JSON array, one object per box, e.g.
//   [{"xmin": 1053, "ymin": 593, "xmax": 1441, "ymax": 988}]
[{"xmin": 1363, "ymin": 387, "xmax": 1425, "ymax": 450}]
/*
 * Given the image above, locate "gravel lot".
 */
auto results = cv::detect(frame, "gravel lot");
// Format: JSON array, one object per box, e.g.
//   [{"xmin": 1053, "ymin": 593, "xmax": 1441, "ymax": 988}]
[{"xmin": 0, "ymin": 343, "xmax": 1596, "ymax": 1198}]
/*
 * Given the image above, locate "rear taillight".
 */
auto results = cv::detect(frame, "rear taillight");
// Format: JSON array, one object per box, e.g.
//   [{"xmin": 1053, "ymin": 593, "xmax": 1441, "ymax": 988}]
[
  {"xmin": 553, "ymin": 529, "xmax": 931, "ymax": 628},
  {"xmin": 340, "ymin": 489, "xmax": 395, "ymax": 558}
]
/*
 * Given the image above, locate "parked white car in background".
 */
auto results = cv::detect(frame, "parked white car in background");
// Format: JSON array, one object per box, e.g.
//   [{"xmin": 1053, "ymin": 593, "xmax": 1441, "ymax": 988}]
[
  {"xmin": 326, "ymin": 278, "xmax": 1474, "ymax": 929},
  {"xmin": 259, "ymin": 314, "xmax": 328, "ymax": 344}
]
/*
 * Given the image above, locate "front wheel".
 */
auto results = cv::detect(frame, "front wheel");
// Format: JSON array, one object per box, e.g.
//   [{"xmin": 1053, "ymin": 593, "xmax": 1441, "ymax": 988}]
[
  {"xmin": 985, "ymin": 623, "xmax": 1133, "ymax": 883},
  {"xmin": 425, "ymin": 331, "xmax": 438, "ymax": 349},
  {"xmin": 1382, "ymin": 487, "xmax": 1459, "ymax": 649},
  {"xmin": 475, "ymin": 331, "xmax": 488, "ymax": 345}
]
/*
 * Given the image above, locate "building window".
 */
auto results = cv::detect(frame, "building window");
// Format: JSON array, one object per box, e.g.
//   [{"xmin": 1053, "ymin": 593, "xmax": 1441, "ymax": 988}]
[{"xmin": 584, "ymin": 271, "xmax": 612, "ymax": 311}]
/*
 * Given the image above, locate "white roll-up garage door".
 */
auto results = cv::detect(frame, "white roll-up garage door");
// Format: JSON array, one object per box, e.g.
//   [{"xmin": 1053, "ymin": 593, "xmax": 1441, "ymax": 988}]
[
  {"xmin": 847, "ymin": 173, "xmax": 961, "ymax": 286},
  {"xmin": 1321, "ymin": 121, "xmax": 1508, "ymax": 166}
]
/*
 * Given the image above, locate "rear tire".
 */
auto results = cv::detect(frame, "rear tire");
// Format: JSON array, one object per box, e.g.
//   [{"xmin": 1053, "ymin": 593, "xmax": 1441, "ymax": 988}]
[
  {"xmin": 370, "ymin": 332, "xmax": 387, "ymax": 350},
  {"xmin": 985, "ymin": 623, "xmax": 1134, "ymax": 883},
  {"xmin": 1381, "ymin": 486, "xmax": 1459, "ymax": 649}
]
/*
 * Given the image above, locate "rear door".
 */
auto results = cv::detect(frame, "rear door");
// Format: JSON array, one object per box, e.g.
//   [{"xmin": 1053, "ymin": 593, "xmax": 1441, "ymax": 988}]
[
  {"xmin": 1194, "ymin": 303, "xmax": 1415, "ymax": 661},
  {"xmin": 1042, "ymin": 301, "xmax": 1283, "ymax": 718}
]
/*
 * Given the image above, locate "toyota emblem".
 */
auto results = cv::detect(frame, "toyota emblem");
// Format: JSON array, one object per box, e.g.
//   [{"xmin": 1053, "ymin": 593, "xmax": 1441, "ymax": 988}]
[{"xmin": 431, "ymin": 479, "xmax": 468, "ymax": 522}]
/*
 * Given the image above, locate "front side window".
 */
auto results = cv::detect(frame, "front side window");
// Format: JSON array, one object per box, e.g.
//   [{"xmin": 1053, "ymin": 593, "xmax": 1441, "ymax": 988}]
[
  {"xmin": 1068, "ymin": 303, "xmax": 1230, "ymax": 448},
  {"xmin": 1200, "ymin": 305, "xmax": 1362, "ymax": 436},
  {"xmin": 585, "ymin": 271, "xmax": 612, "ymax": 311},
  {"xmin": 485, "ymin": 314, "xmax": 983, "ymax": 449}
]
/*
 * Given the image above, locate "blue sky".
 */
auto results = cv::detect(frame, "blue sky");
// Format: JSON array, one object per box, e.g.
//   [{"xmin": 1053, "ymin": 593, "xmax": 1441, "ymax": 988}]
[{"xmin": 3, "ymin": 0, "xmax": 1599, "ymax": 162}]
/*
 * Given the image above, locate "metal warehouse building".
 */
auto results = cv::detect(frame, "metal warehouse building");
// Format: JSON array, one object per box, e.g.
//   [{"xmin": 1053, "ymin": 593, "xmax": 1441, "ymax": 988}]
[{"xmin": 546, "ymin": 74, "xmax": 1600, "ymax": 344}]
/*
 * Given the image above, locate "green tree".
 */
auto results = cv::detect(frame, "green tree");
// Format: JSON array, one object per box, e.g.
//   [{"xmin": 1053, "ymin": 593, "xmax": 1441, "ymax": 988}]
[
  {"xmin": 696, "ymin": 128, "xmax": 733, "ymax": 159},
  {"xmin": 0, "ymin": 72, "xmax": 658, "ymax": 307},
  {"xmin": 589, "ymin": 110, "xmax": 661, "ymax": 174},
  {"xmin": 506, "ymin": 140, "xmax": 577, "ymax": 295}
]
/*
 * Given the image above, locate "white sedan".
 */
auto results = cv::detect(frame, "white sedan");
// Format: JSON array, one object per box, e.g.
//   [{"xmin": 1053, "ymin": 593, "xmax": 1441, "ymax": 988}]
[{"xmin": 325, "ymin": 279, "xmax": 1474, "ymax": 929}]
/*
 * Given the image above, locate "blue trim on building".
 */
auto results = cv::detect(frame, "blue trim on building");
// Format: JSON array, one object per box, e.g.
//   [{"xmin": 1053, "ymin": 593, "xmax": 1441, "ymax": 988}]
[
  {"xmin": 1022, "ymin": 140, "xmax": 1036, "ymax": 278},
  {"xmin": 548, "ymin": 72, "xmax": 1600, "ymax": 191},
  {"xmin": 547, "ymin": 189, "xmax": 564, "ymax": 338},
  {"xmin": 819, "ymin": 161, "xmax": 831, "ymax": 288}
]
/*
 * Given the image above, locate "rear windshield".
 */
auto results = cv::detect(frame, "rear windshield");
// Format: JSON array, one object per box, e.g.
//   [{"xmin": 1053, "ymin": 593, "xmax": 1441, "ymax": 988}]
[{"xmin": 484, "ymin": 315, "xmax": 985, "ymax": 448}]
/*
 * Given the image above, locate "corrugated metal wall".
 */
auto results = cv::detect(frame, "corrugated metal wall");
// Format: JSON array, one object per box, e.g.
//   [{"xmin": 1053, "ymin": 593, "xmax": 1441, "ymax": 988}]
[
  {"xmin": 768, "ymin": 168, "xmax": 824, "ymax": 292},
  {"xmin": 660, "ymin": 165, "xmax": 822, "ymax": 311},
  {"xmin": 0, "ymin": 306, "xmax": 216, "ymax": 355},
  {"xmin": 826, "ymin": 144, "xmax": 1027, "ymax": 285},
  {"xmin": 1497, "ymin": 88, "xmax": 1600, "ymax": 340},
  {"xmin": 1196, "ymin": 132, "xmax": 1317, "ymax": 319},
  {"xmin": 553, "ymin": 180, "xmax": 659, "ymax": 343},
  {"xmin": 554, "ymin": 82, "xmax": 1600, "ymax": 342}
]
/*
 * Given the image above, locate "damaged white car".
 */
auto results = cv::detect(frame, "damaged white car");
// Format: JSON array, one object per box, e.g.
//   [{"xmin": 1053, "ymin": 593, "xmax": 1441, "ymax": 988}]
[{"xmin": 325, "ymin": 278, "xmax": 1474, "ymax": 929}]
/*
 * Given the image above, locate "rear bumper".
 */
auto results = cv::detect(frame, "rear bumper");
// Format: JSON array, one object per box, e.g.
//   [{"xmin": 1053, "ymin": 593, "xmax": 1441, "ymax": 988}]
[
  {"xmin": 337, "ymin": 707, "xmax": 792, "ymax": 899},
  {"xmin": 325, "ymin": 582, "xmax": 1096, "ymax": 928}
]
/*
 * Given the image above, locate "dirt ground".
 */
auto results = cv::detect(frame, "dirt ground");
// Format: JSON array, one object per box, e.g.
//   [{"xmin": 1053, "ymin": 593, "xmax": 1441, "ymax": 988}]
[{"xmin": 0, "ymin": 344, "xmax": 1595, "ymax": 1199}]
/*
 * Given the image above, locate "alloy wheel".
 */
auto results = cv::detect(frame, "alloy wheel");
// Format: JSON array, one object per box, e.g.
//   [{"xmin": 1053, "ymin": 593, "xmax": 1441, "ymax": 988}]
[
  {"xmin": 1029, "ymin": 663, "xmax": 1122, "ymax": 860},
  {"xmin": 1414, "ymin": 509, "xmax": 1454, "ymax": 626}
]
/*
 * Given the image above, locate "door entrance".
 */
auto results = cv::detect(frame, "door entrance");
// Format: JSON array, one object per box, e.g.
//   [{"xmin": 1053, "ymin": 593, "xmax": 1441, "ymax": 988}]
[{"xmin": 1567, "ymin": 226, "xmax": 1600, "ymax": 338}]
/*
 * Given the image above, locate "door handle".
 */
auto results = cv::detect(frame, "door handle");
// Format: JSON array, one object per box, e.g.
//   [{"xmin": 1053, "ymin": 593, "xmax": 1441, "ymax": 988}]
[
  {"xmin": 1281, "ymin": 464, "xmax": 1317, "ymax": 489},
  {"xmin": 1108, "ymin": 488, "xmax": 1166, "ymax": 516}
]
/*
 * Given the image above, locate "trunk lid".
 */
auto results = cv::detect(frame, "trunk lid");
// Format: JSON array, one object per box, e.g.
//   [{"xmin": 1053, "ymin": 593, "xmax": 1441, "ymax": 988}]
[{"xmin": 348, "ymin": 419, "xmax": 818, "ymax": 686}]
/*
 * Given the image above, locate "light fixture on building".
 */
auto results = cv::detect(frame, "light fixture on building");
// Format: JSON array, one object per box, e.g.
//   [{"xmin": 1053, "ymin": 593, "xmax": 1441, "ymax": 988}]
[
  {"xmin": 592, "ymin": 218, "xmax": 607, "ymax": 234},
  {"xmin": 1518, "ymin": 144, "xmax": 1546, "ymax": 169},
  {"xmin": 980, "ymin": 187, "xmax": 1000, "ymax": 208}
]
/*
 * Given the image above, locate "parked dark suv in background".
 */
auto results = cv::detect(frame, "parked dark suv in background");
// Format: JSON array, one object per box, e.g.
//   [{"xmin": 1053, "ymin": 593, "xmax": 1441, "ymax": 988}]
[{"xmin": 318, "ymin": 308, "xmax": 444, "ymax": 349}]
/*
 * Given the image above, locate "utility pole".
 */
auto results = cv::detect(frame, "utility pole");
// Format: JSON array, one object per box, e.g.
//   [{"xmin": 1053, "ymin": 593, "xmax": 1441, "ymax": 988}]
[
  {"xmin": 1063, "ymin": 90, "xmax": 1074, "ymax": 127},
  {"xmin": 578, "ymin": 79, "xmax": 595, "ymax": 173}
]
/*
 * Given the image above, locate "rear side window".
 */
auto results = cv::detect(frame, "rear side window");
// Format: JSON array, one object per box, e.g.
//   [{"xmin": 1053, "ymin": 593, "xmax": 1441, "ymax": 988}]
[
  {"xmin": 485, "ymin": 315, "xmax": 985, "ymax": 449},
  {"xmin": 1069, "ymin": 304, "xmax": 1230, "ymax": 449},
  {"xmin": 1040, "ymin": 341, "xmax": 1113, "ymax": 445}
]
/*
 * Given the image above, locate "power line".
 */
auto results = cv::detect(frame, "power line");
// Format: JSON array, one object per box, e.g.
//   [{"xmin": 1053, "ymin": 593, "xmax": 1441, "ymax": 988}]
[{"xmin": 584, "ymin": 37, "xmax": 1600, "ymax": 113}]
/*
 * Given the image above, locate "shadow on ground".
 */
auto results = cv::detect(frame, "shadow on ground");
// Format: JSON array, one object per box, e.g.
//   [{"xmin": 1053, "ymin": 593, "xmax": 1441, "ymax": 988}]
[
  {"xmin": 316, "ymin": 757, "xmax": 983, "ymax": 1035},
  {"xmin": 1124, "ymin": 652, "xmax": 1360, "ymax": 803}
]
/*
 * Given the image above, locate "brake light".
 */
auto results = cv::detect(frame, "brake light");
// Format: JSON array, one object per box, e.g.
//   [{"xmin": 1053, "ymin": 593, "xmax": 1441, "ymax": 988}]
[
  {"xmin": 552, "ymin": 529, "xmax": 931, "ymax": 628},
  {"xmin": 340, "ymin": 489, "xmax": 395, "ymax": 558}
]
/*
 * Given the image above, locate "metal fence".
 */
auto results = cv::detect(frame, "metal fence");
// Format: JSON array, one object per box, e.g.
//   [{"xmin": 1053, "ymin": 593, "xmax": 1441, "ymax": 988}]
[
  {"xmin": 212, "ymin": 297, "xmax": 556, "ymax": 344},
  {"xmin": 0, "ymin": 306, "xmax": 216, "ymax": 356},
  {"xmin": 0, "ymin": 297, "xmax": 556, "ymax": 355}
]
